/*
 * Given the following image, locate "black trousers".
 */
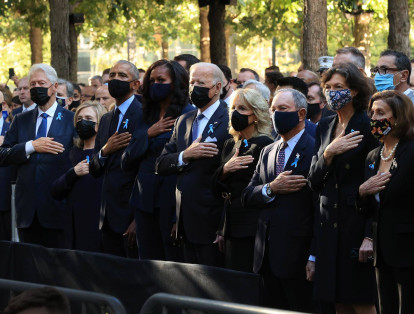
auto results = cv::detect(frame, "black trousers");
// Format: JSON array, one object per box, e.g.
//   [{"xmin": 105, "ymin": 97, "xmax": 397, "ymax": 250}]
[
  {"xmin": 183, "ymin": 241, "xmax": 224, "ymax": 267},
  {"xmin": 101, "ymin": 218, "xmax": 138, "ymax": 258},
  {"xmin": 261, "ymin": 251, "xmax": 314, "ymax": 313},
  {"xmin": 376, "ymin": 264, "xmax": 414, "ymax": 314},
  {"xmin": 224, "ymin": 236, "xmax": 255, "ymax": 272},
  {"xmin": 18, "ymin": 213, "xmax": 66, "ymax": 249},
  {"xmin": 0, "ymin": 211, "xmax": 11, "ymax": 241}
]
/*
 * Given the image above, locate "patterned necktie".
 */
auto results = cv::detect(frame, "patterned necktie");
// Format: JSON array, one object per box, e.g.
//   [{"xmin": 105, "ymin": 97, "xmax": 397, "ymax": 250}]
[
  {"xmin": 108, "ymin": 108, "xmax": 121, "ymax": 137},
  {"xmin": 192, "ymin": 113, "xmax": 204, "ymax": 142},
  {"xmin": 276, "ymin": 142, "xmax": 288, "ymax": 177},
  {"xmin": 36, "ymin": 113, "xmax": 48, "ymax": 139}
]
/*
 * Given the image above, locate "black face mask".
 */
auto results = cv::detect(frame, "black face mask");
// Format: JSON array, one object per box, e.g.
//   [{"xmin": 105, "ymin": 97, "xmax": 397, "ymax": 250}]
[
  {"xmin": 69, "ymin": 100, "xmax": 80, "ymax": 111},
  {"xmin": 220, "ymin": 82, "xmax": 230, "ymax": 99},
  {"xmin": 189, "ymin": 85, "xmax": 214, "ymax": 109},
  {"xmin": 231, "ymin": 110, "xmax": 251, "ymax": 132},
  {"xmin": 30, "ymin": 86, "xmax": 52, "ymax": 107},
  {"xmin": 108, "ymin": 79, "xmax": 133, "ymax": 99},
  {"xmin": 306, "ymin": 102, "xmax": 322, "ymax": 119},
  {"xmin": 76, "ymin": 119, "xmax": 97, "ymax": 140},
  {"xmin": 272, "ymin": 110, "xmax": 300, "ymax": 135}
]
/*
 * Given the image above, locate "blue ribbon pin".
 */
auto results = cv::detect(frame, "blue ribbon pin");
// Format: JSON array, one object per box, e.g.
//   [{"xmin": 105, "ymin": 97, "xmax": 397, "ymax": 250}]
[
  {"xmin": 123, "ymin": 119, "xmax": 129, "ymax": 129},
  {"xmin": 208, "ymin": 123, "xmax": 214, "ymax": 134},
  {"xmin": 291, "ymin": 153, "xmax": 300, "ymax": 168},
  {"xmin": 86, "ymin": 155, "xmax": 90, "ymax": 163},
  {"xmin": 56, "ymin": 112, "xmax": 62, "ymax": 120},
  {"xmin": 243, "ymin": 139, "xmax": 248, "ymax": 147},
  {"xmin": 351, "ymin": 129, "xmax": 355, "ymax": 133},
  {"xmin": 369, "ymin": 163, "xmax": 375, "ymax": 169}
]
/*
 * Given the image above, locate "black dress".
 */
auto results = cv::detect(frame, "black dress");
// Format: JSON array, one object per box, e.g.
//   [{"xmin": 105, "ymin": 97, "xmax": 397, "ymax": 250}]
[
  {"xmin": 308, "ymin": 111, "xmax": 378, "ymax": 304},
  {"xmin": 212, "ymin": 135, "xmax": 273, "ymax": 272},
  {"xmin": 52, "ymin": 147, "xmax": 102, "ymax": 252}
]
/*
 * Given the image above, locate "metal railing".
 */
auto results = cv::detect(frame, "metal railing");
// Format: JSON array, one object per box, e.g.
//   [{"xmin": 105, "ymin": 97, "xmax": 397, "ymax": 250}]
[
  {"xmin": 140, "ymin": 293, "xmax": 303, "ymax": 314},
  {"xmin": 0, "ymin": 278, "xmax": 126, "ymax": 314}
]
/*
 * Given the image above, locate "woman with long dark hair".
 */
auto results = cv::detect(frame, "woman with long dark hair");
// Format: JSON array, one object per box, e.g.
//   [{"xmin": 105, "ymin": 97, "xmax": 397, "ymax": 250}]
[{"xmin": 122, "ymin": 59, "xmax": 194, "ymax": 261}]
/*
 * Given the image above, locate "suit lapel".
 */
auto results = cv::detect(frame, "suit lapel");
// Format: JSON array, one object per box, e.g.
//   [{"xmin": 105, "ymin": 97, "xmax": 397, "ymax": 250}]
[
  {"xmin": 200, "ymin": 103, "xmax": 226, "ymax": 141},
  {"xmin": 47, "ymin": 105, "xmax": 65, "ymax": 138},
  {"xmin": 118, "ymin": 101, "xmax": 137, "ymax": 134},
  {"xmin": 319, "ymin": 115, "xmax": 337, "ymax": 157},
  {"xmin": 185, "ymin": 110, "xmax": 197, "ymax": 146},
  {"xmin": 284, "ymin": 131, "xmax": 308, "ymax": 173},
  {"xmin": 31, "ymin": 108, "xmax": 39, "ymax": 140}
]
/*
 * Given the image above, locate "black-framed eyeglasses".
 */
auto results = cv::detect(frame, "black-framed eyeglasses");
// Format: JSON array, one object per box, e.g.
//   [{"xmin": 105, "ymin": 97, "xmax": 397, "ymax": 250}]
[{"xmin": 371, "ymin": 66, "xmax": 400, "ymax": 75}]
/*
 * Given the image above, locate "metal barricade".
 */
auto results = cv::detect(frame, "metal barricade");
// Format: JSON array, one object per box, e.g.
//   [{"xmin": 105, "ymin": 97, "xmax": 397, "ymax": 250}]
[
  {"xmin": 11, "ymin": 184, "xmax": 18, "ymax": 242},
  {"xmin": 140, "ymin": 293, "xmax": 303, "ymax": 314},
  {"xmin": 0, "ymin": 278, "xmax": 127, "ymax": 314}
]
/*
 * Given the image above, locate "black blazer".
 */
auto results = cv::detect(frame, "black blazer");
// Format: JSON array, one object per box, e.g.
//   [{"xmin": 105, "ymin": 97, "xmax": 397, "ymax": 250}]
[
  {"xmin": 242, "ymin": 130, "xmax": 315, "ymax": 277},
  {"xmin": 212, "ymin": 135, "xmax": 274, "ymax": 238},
  {"xmin": 89, "ymin": 97, "xmax": 143, "ymax": 234},
  {"xmin": 0, "ymin": 121, "xmax": 13, "ymax": 212},
  {"xmin": 308, "ymin": 111, "xmax": 378, "ymax": 303},
  {"xmin": 0, "ymin": 105, "xmax": 75, "ymax": 229},
  {"xmin": 155, "ymin": 101, "xmax": 231, "ymax": 244},
  {"xmin": 357, "ymin": 140, "xmax": 414, "ymax": 268}
]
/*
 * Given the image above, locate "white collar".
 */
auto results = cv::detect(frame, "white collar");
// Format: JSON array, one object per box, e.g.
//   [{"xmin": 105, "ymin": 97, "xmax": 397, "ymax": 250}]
[
  {"xmin": 284, "ymin": 128, "xmax": 305, "ymax": 150},
  {"xmin": 198, "ymin": 99, "xmax": 220, "ymax": 120},
  {"xmin": 38, "ymin": 101, "xmax": 58, "ymax": 118}
]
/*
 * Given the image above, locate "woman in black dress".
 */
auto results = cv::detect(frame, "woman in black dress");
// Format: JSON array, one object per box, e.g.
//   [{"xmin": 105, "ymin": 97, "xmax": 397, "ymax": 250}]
[
  {"xmin": 52, "ymin": 101, "xmax": 107, "ymax": 251},
  {"xmin": 308, "ymin": 63, "xmax": 378, "ymax": 313},
  {"xmin": 358, "ymin": 91, "xmax": 414, "ymax": 314},
  {"xmin": 122, "ymin": 59, "xmax": 194, "ymax": 261},
  {"xmin": 212, "ymin": 88, "xmax": 273, "ymax": 272}
]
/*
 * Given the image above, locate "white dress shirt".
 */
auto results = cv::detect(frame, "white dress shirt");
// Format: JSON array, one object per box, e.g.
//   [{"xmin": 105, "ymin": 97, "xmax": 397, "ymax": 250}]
[
  {"xmin": 25, "ymin": 102, "xmax": 58, "ymax": 156},
  {"xmin": 178, "ymin": 99, "xmax": 221, "ymax": 166}
]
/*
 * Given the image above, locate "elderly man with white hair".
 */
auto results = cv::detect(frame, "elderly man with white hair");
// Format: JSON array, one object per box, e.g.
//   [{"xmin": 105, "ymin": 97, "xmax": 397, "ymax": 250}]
[
  {"xmin": 0, "ymin": 63, "xmax": 76, "ymax": 248},
  {"xmin": 156, "ymin": 62, "xmax": 231, "ymax": 266}
]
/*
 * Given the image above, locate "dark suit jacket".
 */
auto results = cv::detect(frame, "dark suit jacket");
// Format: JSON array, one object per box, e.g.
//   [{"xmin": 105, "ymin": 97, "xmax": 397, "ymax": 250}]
[
  {"xmin": 242, "ymin": 130, "xmax": 315, "ymax": 278},
  {"xmin": 357, "ymin": 140, "xmax": 414, "ymax": 268},
  {"xmin": 89, "ymin": 97, "xmax": 143, "ymax": 234},
  {"xmin": 308, "ymin": 111, "xmax": 378, "ymax": 303},
  {"xmin": 0, "ymin": 105, "xmax": 75, "ymax": 229},
  {"xmin": 12, "ymin": 107, "xmax": 23, "ymax": 116},
  {"xmin": 0, "ymin": 121, "xmax": 13, "ymax": 212},
  {"xmin": 155, "ymin": 101, "xmax": 231, "ymax": 244}
]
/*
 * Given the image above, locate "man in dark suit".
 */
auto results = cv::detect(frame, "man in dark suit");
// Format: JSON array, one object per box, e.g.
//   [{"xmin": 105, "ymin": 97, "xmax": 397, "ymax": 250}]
[
  {"xmin": 12, "ymin": 77, "xmax": 36, "ymax": 116},
  {"xmin": 89, "ymin": 60, "xmax": 142, "ymax": 257},
  {"xmin": 242, "ymin": 88, "xmax": 315, "ymax": 312},
  {"xmin": 0, "ymin": 64, "xmax": 75, "ymax": 248},
  {"xmin": 156, "ymin": 62, "xmax": 231, "ymax": 266}
]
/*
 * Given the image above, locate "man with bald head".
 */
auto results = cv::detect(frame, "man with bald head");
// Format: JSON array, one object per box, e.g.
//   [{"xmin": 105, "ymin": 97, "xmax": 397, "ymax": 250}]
[
  {"xmin": 90, "ymin": 60, "xmax": 143, "ymax": 257},
  {"xmin": 95, "ymin": 85, "xmax": 115, "ymax": 110},
  {"xmin": 333, "ymin": 47, "xmax": 366, "ymax": 74},
  {"xmin": 13, "ymin": 77, "xmax": 36, "ymax": 116},
  {"xmin": 156, "ymin": 62, "xmax": 231, "ymax": 266},
  {"xmin": 297, "ymin": 70, "xmax": 320, "ymax": 84}
]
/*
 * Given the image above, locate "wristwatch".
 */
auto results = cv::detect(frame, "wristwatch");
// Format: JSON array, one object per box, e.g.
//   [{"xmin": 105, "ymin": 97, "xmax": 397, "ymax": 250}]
[{"xmin": 265, "ymin": 183, "xmax": 273, "ymax": 197}]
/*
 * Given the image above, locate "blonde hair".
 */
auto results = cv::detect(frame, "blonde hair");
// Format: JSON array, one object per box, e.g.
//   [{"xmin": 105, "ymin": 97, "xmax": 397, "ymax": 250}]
[
  {"xmin": 229, "ymin": 88, "xmax": 272, "ymax": 141},
  {"xmin": 74, "ymin": 101, "xmax": 107, "ymax": 148}
]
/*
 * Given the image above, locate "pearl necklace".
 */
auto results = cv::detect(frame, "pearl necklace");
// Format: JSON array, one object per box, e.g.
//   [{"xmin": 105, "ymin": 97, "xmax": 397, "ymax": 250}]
[{"xmin": 380, "ymin": 141, "xmax": 399, "ymax": 161}]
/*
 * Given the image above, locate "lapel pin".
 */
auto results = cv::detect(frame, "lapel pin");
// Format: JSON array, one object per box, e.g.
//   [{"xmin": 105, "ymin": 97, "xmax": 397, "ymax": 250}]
[
  {"xmin": 123, "ymin": 119, "xmax": 129, "ymax": 129},
  {"xmin": 56, "ymin": 112, "xmax": 62, "ymax": 120},
  {"xmin": 291, "ymin": 153, "xmax": 300, "ymax": 168},
  {"xmin": 368, "ymin": 162, "xmax": 375, "ymax": 169},
  {"xmin": 208, "ymin": 123, "xmax": 214, "ymax": 134},
  {"xmin": 243, "ymin": 139, "xmax": 248, "ymax": 148},
  {"xmin": 86, "ymin": 155, "xmax": 90, "ymax": 163},
  {"xmin": 351, "ymin": 129, "xmax": 355, "ymax": 133}
]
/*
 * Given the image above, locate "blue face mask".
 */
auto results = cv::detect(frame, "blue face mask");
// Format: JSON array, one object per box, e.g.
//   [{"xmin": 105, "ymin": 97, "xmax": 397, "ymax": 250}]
[
  {"xmin": 272, "ymin": 110, "xmax": 299, "ymax": 135},
  {"xmin": 374, "ymin": 73, "xmax": 397, "ymax": 92}
]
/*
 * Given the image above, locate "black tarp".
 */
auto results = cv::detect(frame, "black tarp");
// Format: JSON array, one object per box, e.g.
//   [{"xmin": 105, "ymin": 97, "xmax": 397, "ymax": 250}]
[{"xmin": 0, "ymin": 241, "xmax": 263, "ymax": 313}]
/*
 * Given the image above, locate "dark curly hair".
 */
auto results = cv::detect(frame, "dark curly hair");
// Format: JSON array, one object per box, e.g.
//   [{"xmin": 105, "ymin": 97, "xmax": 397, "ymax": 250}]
[
  {"xmin": 322, "ymin": 63, "xmax": 371, "ymax": 112},
  {"xmin": 142, "ymin": 60, "xmax": 189, "ymax": 124}
]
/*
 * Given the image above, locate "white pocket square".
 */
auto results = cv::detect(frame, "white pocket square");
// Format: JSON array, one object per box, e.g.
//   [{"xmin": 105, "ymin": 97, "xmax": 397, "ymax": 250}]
[{"xmin": 204, "ymin": 136, "xmax": 217, "ymax": 143}]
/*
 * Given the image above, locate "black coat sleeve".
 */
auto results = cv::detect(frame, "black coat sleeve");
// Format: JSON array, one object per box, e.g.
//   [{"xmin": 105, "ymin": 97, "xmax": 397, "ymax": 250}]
[{"xmin": 155, "ymin": 118, "xmax": 182, "ymax": 176}]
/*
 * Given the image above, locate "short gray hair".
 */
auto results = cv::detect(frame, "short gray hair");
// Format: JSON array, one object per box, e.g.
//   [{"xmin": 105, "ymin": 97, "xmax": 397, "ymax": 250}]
[
  {"xmin": 115, "ymin": 60, "xmax": 139, "ymax": 80},
  {"xmin": 90, "ymin": 75, "xmax": 103, "ymax": 84},
  {"xmin": 29, "ymin": 64, "xmax": 58, "ymax": 84},
  {"xmin": 274, "ymin": 88, "xmax": 308, "ymax": 112},
  {"xmin": 57, "ymin": 78, "xmax": 74, "ymax": 97},
  {"xmin": 190, "ymin": 62, "xmax": 225, "ymax": 92},
  {"xmin": 242, "ymin": 79, "xmax": 271, "ymax": 102}
]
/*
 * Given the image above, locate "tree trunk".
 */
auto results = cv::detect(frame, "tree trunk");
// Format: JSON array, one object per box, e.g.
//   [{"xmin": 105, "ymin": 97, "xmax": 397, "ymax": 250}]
[
  {"xmin": 302, "ymin": 0, "xmax": 327, "ymax": 72},
  {"xmin": 161, "ymin": 39, "xmax": 168, "ymax": 59},
  {"xmin": 353, "ymin": 13, "xmax": 373, "ymax": 69},
  {"xmin": 199, "ymin": 6, "xmax": 210, "ymax": 62},
  {"xmin": 29, "ymin": 24, "xmax": 43, "ymax": 65},
  {"xmin": 49, "ymin": 0, "xmax": 71, "ymax": 79},
  {"xmin": 68, "ymin": 19, "xmax": 79, "ymax": 82},
  {"xmin": 208, "ymin": 0, "xmax": 227, "ymax": 65},
  {"xmin": 229, "ymin": 33, "xmax": 237, "ymax": 78},
  {"xmin": 388, "ymin": 0, "xmax": 410, "ymax": 57}
]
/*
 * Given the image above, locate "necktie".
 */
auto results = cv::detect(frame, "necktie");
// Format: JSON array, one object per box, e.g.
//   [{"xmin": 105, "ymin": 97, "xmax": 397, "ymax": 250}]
[
  {"xmin": 192, "ymin": 113, "xmax": 204, "ymax": 142},
  {"xmin": 108, "ymin": 108, "xmax": 121, "ymax": 137},
  {"xmin": 36, "ymin": 113, "xmax": 48, "ymax": 139},
  {"xmin": 276, "ymin": 142, "xmax": 288, "ymax": 177}
]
